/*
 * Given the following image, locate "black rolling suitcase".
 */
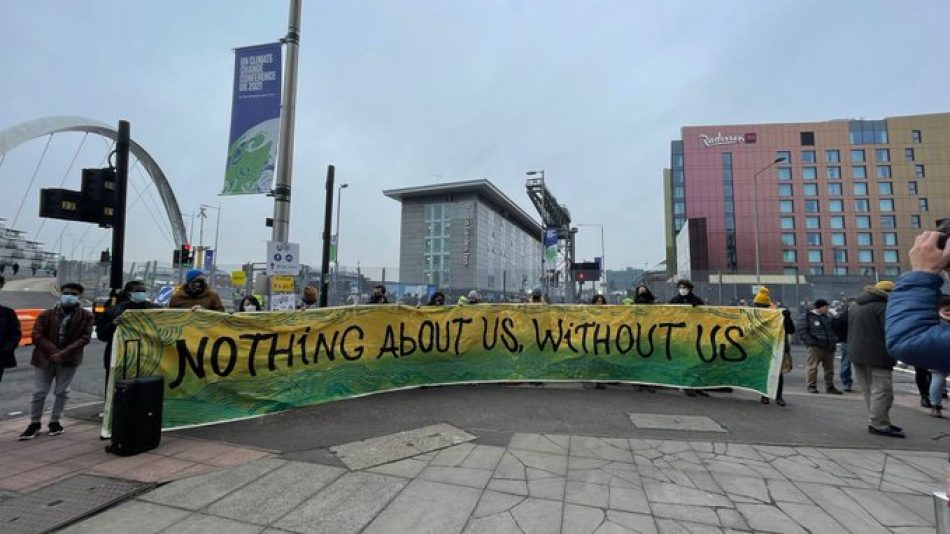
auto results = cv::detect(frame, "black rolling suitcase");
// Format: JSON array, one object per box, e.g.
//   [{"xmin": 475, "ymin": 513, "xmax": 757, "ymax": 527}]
[{"xmin": 107, "ymin": 339, "xmax": 163, "ymax": 456}]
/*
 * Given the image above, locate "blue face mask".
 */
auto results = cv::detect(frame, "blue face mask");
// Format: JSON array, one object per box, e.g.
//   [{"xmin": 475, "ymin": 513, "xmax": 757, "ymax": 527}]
[
  {"xmin": 129, "ymin": 292, "xmax": 148, "ymax": 303},
  {"xmin": 60, "ymin": 294, "xmax": 79, "ymax": 307}
]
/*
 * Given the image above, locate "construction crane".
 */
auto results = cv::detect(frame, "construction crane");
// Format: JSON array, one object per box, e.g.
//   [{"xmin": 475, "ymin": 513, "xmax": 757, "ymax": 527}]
[{"xmin": 526, "ymin": 174, "xmax": 576, "ymax": 302}]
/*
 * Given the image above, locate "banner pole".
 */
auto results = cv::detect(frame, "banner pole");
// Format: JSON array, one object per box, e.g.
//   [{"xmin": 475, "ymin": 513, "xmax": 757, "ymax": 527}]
[
  {"xmin": 319, "ymin": 165, "xmax": 335, "ymax": 307},
  {"xmin": 271, "ymin": 0, "xmax": 302, "ymax": 243}
]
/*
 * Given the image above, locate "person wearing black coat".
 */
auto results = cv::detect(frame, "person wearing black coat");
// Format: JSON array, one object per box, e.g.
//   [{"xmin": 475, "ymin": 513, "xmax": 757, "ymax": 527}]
[
  {"xmin": 0, "ymin": 275, "xmax": 22, "ymax": 382},
  {"xmin": 669, "ymin": 279, "xmax": 704, "ymax": 306},
  {"xmin": 96, "ymin": 281, "xmax": 159, "ymax": 398},
  {"xmin": 633, "ymin": 285, "xmax": 656, "ymax": 304}
]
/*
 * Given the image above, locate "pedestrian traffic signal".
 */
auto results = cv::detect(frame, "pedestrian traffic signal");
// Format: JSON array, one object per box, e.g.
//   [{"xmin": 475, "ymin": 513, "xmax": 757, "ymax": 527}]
[
  {"xmin": 38, "ymin": 167, "xmax": 117, "ymax": 227},
  {"xmin": 174, "ymin": 244, "xmax": 194, "ymax": 267}
]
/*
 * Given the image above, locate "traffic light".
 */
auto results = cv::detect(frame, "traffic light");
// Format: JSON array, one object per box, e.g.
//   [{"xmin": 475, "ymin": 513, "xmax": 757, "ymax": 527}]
[
  {"xmin": 173, "ymin": 249, "xmax": 182, "ymax": 267},
  {"xmin": 100, "ymin": 249, "xmax": 111, "ymax": 263},
  {"xmin": 39, "ymin": 167, "xmax": 117, "ymax": 227},
  {"xmin": 181, "ymin": 244, "xmax": 194, "ymax": 267}
]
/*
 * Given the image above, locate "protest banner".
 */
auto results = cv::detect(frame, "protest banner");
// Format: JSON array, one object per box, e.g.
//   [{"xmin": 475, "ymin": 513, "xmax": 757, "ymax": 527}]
[{"xmin": 102, "ymin": 304, "xmax": 784, "ymax": 434}]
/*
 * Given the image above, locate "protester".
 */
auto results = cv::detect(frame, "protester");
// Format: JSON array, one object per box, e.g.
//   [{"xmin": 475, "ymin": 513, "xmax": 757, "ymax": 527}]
[
  {"xmin": 466, "ymin": 290, "xmax": 481, "ymax": 304},
  {"xmin": 621, "ymin": 296, "xmax": 634, "ymax": 305},
  {"xmin": 928, "ymin": 295, "xmax": 950, "ymax": 417},
  {"xmin": 591, "ymin": 294, "xmax": 607, "ymax": 305},
  {"xmin": 830, "ymin": 299, "xmax": 853, "ymax": 392},
  {"xmin": 1, "ymin": 275, "xmax": 22, "ymax": 383},
  {"xmin": 169, "ymin": 269, "xmax": 225, "ymax": 311},
  {"xmin": 886, "ymin": 227, "xmax": 950, "ymax": 364},
  {"xmin": 528, "ymin": 287, "xmax": 544, "ymax": 304},
  {"xmin": 914, "ymin": 367, "xmax": 932, "ymax": 408},
  {"xmin": 96, "ymin": 280, "xmax": 160, "ymax": 404},
  {"xmin": 368, "ymin": 285, "xmax": 389, "ymax": 304},
  {"xmin": 238, "ymin": 295, "xmax": 262, "ymax": 312},
  {"xmin": 427, "ymin": 292, "xmax": 446, "ymax": 306},
  {"xmin": 633, "ymin": 285, "xmax": 655, "ymax": 304},
  {"xmin": 12, "ymin": 262, "xmax": 19, "ymax": 276},
  {"xmin": 669, "ymin": 279, "xmax": 703, "ymax": 305},
  {"xmin": 19, "ymin": 283, "xmax": 93, "ymax": 440},
  {"xmin": 798, "ymin": 298, "xmax": 841, "ymax": 394},
  {"xmin": 847, "ymin": 281, "xmax": 903, "ymax": 437},
  {"xmin": 299, "ymin": 285, "xmax": 319, "ymax": 309},
  {"xmin": 753, "ymin": 287, "xmax": 794, "ymax": 406}
]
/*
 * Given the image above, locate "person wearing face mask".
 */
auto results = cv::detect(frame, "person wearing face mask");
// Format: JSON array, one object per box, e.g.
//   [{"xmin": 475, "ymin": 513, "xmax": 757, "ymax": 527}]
[
  {"xmin": 169, "ymin": 269, "xmax": 225, "ymax": 311},
  {"xmin": 19, "ymin": 283, "xmax": 93, "ymax": 440},
  {"xmin": 239, "ymin": 295, "xmax": 262, "ymax": 312},
  {"xmin": 96, "ymin": 281, "xmax": 160, "ymax": 403},
  {"xmin": 633, "ymin": 285, "xmax": 656, "ymax": 304},
  {"xmin": 669, "ymin": 279, "xmax": 704, "ymax": 306},
  {"xmin": 1, "ymin": 275, "xmax": 23, "ymax": 383}
]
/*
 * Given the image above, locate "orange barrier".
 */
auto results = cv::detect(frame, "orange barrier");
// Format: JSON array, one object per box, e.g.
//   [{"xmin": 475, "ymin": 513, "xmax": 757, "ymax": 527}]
[{"xmin": 16, "ymin": 309, "xmax": 42, "ymax": 347}]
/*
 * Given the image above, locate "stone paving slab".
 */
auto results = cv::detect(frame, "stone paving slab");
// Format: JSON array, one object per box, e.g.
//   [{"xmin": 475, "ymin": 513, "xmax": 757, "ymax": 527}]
[
  {"xmin": 629, "ymin": 413, "xmax": 728, "ymax": 432},
  {"xmin": 329, "ymin": 423, "xmax": 476, "ymax": 470}
]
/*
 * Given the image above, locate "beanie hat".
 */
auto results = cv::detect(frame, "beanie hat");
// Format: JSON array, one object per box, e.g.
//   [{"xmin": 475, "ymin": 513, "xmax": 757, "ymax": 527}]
[
  {"xmin": 813, "ymin": 299, "xmax": 829, "ymax": 309},
  {"xmin": 753, "ymin": 287, "xmax": 772, "ymax": 306},
  {"xmin": 468, "ymin": 290, "xmax": 480, "ymax": 300},
  {"xmin": 874, "ymin": 280, "xmax": 895, "ymax": 292},
  {"xmin": 303, "ymin": 285, "xmax": 318, "ymax": 303},
  {"xmin": 185, "ymin": 269, "xmax": 204, "ymax": 284}
]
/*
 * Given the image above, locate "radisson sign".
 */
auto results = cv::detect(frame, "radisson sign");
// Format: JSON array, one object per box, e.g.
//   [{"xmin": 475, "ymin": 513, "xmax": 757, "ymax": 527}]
[{"xmin": 698, "ymin": 132, "xmax": 757, "ymax": 147}]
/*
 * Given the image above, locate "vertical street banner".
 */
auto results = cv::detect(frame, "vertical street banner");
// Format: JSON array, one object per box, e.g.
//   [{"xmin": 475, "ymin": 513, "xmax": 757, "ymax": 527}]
[
  {"xmin": 222, "ymin": 43, "xmax": 283, "ymax": 195},
  {"xmin": 544, "ymin": 226, "xmax": 559, "ymax": 263}
]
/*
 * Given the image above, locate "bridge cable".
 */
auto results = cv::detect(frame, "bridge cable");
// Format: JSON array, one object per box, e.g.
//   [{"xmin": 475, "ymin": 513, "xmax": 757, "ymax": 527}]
[{"xmin": 11, "ymin": 134, "xmax": 53, "ymax": 228}]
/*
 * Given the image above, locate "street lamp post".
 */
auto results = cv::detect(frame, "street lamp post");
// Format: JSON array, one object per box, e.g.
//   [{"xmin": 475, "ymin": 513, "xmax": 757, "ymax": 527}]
[
  {"xmin": 200, "ymin": 203, "xmax": 222, "ymax": 285},
  {"xmin": 526, "ymin": 170, "xmax": 545, "ymax": 296},
  {"xmin": 333, "ymin": 183, "xmax": 349, "ymax": 304},
  {"xmin": 753, "ymin": 156, "xmax": 787, "ymax": 285}
]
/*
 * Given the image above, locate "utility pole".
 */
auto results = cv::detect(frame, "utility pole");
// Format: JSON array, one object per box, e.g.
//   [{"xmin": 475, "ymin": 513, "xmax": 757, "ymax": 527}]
[
  {"xmin": 318, "ymin": 165, "xmax": 335, "ymax": 307},
  {"xmin": 271, "ymin": 0, "xmax": 302, "ymax": 243}
]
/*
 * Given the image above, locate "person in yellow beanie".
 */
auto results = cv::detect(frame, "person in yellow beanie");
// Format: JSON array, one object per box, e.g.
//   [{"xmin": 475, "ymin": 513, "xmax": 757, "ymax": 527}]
[{"xmin": 752, "ymin": 287, "xmax": 794, "ymax": 406}]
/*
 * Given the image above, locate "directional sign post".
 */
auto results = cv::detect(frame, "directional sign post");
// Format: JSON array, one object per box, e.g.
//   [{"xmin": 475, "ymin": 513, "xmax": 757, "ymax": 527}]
[{"xmin": 266, "ymin": 241, "xmax": 300, "ymax": 275}]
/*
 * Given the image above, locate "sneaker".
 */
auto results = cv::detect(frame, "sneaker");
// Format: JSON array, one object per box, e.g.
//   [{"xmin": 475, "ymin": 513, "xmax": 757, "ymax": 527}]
[
  {"xmin": 18, "ymin": 422, "xmax": 42, "ymax": 441},
  {"xmin": 760, "ymin": 397, "xmax": 770, "ymax": 404},
  {"xmin": 775, "ymin": 398, "xmax": 786, "ymax": 407},
  {"xmin": 932, "ymin": 408, "xmax": 944, "ymax": 418},
  {"xmin": 48, "ymin": 422, "xmax": 64, "ymax": 436},
  {"xmin": 889, "ymin": 424, "xmax": 903, "ymax": 432},
  {"xmin": 807, "ymin": 386, "xmax": 819, "ymax": 394},
  {"xmin": 826, "ymin": 387, "xmax": 843, "ymax": 395},
  {"xmin": 868, "ymin": 425, "xmax": 905, "ymax": 438},
  {"xmin": 921, "ymin": 398, "xmax": 934, "ymax": 408}
]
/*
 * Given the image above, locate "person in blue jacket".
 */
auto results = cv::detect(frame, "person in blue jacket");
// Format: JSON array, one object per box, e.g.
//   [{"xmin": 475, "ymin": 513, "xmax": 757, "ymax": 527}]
[{"xmin": 886, "ymin": 228, "xmax": 950, "ymax": 366}]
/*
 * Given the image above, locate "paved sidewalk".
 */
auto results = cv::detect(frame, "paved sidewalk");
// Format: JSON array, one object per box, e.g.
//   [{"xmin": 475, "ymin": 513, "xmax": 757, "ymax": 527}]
[
  {"xmin": 60, "ymin": 431, "xmax": 943, "ymax": 533},
  {"xmin": 0, "ymin": 417, "xmax": 272, "ymax": 497}
]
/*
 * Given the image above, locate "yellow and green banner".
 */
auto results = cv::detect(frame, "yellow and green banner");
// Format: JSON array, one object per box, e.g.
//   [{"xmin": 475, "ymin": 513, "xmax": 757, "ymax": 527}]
[{"xmin": 103, "ymin": 305, "xmax": 784, "ymax": 433}]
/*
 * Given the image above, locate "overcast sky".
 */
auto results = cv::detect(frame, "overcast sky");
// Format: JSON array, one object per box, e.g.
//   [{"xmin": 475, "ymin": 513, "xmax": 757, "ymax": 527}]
[{"xmin": 1, "ymin": 0, "xmax": 948, "ymax": 276}]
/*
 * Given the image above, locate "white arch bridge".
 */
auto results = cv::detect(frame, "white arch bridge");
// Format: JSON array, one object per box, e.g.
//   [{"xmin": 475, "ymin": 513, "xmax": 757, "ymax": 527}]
[{"xmin": 0, "ymin": 115, "xmax": 187, "ymax": 247}]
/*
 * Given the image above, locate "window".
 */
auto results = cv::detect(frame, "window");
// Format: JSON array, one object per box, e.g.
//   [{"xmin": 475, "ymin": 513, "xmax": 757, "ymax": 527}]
[
  {"xmin": 803, "ymin": 183, "xmax": 818, "ymax": 196},
  {"xmin": 883, "ymin": 250, "xmax": 898, "ymax": 264},
  {"xmin": 778, "ymin": 184, "xmax": 792, "ymax": 196},
  {"xmin": 806, "ymin": 232, "xmax": 822, "ymax": 246},
  {"xmin": 876, "ymin": 165, "xmax": 891, "ymax": 178},
  {"xmin": 882, "ymin": 232, "xmax": 897, "ymax": 246},
  {"xmin": 878, "ymin": 182, "xmax": 893, "ymax": 195},
  {"xmin": 912, "ymin": 129, "xmax": 922, "ymax": 143},
  {"xmin": 851, "ymin": 149, "xmax": 865, "ymax": 162},
  {"xmin": 808, "ymin": 250, "xmax": 823, "ymax": 263},
  {"xmin": 779, "ymin": 200, "xmax": 794, "ymax": 213},
  {"xmin": 809, "ymin": 266, "xmax": 825, "ymax": 275},
  {"xmin": 858, "ymin": 250, "xmax": 874, "ymax": 263},
  {"xmin": 777, "ymin": 167, "xmax": 792, "ymax": 180},
  {"xmin": 780, "ymin": 217, "xmax": 795, "ymax": 229},
  {"xmin": 673, "ymin": 169, "xmax": 684, "ymax": 184},
  {"xmin": 881, "ymin": 215, "xmax": 896, "ymax": 229},
  {"xmin": 783, "ymin": 250, "xmax": 797, "ymax": 262},
  {"xmin": 828, "ymin": 199, "xmax": 844, "ymax": 212},
  {"xmin": 856, "ymin": 215, "xmax": 871, "ymax": 229},
  {"xmin": 783, "ymin": 267, "xmax": 798, "ymax": 276},
  {"xmin": 834, "ymin": 266, "xmax": 848, "ymax": 276},
  {"xmin": 802, "ymin": 167, "xmax": 817, "ymax": 180},
  {"xmin": 801, "ymin": 150, "xmax": 816, "ymax": 163},
  {"xmin": 801, "ymin": 132, "xmax": 815, "ymax": 146},
  {"xmin": 805, "ymin": 216, "xmax": 820, "ymax": 229},
  {"xmin": 908, "ymin": 181, "xmax": 918, "ymax": 194},
  {"xmin": 831, "ymin": 232, "xmax": 846, "ymax": 246},
  {"xmin": 852, "ymin": 166, "xmax": 867, "ymax": 179},
  {"xmin": 826, "ymin": 166, "xmax": 841, "ymax": 179},
  {"xmin": 825, "ymin": 150, "xmax": 840, "ymax": 163},
  {"xmin": 830, "ymin": 216, "xmax": 845, "ymax": 229},
  {"xmin": 777, "ymin": 151, "xmax": 791, "ymax": 164},
  {"xmin": 781, "ymin": 233, "xmax": 796, "ymax": 246},
  {"xmin": 834, "ymin": 249, "xmax": 848, "ymax": 263},
  {"xmin": 827, "ymin": 183, "xmax": 842, "ymax": 196},
  {"xmin": 853, "ymin": 182, "xmax": 868, "ymax": 195},
  {"xmin": 905, "ymin": 148, "xmax": 915, "ymax": 161},
  {"xmin": 919, "ymin": 198, "xmax": 929, "ymax": 212},
  {"xmin": 915, "ymin": 164, "xmax": 925, "ymax": 178},
  {"xmin": 879, "ymin": 199, "xmax": 894, "ymax": 212},
  {"xmin": 804, "ymin": 200, "xmax": 820, "ymax": 213},
  {"xmin": 875, "ymin": 148, "xmax": 890, "ymax": 162},
  {"xmin": 850, "ymin": 120, "xmax": 889, "ymax": 144},
  {"xmin": 857, "ymin": 232, "xmax": 872, "ymax": 246},
  {"xmin": 884, "ymin": 266, "xmax": 901, "ymax": 276},
  {"xmin": 854, "ymin": 199, "xmax": 870, "ymax": 212},
  {"xmin": 860, "ymin": 267, "xmax": 876, "ymax": 276},
  {"xmin": 911, "ymin": 215, "xmax": 921, "ymax": 229}
]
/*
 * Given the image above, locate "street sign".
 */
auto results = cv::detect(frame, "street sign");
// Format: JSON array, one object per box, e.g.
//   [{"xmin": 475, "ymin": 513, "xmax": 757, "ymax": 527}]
[
  {"xmin": 155, "ymin": 285, "xmax": 174, "ymax": 306},
  {"xmin": 231, "ymin": 270, "xmax": 246, "ymax": 286},
  {"xmin": 271, "ymin": 275, "xmax": 295, "ymax": 293},
  {"xmin": 270, "ymin": 293, "xmax": 296, "ymax": 311},
  {"xmin": 266, "ymin": 241, "xmax": 300, "ymax": 275}
]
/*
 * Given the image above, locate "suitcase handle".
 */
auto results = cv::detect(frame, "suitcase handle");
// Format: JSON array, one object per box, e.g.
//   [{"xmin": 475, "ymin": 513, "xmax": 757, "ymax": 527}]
[{"xmin": 122, "ymin": 339, "xmax": 142, "ymax": 379}]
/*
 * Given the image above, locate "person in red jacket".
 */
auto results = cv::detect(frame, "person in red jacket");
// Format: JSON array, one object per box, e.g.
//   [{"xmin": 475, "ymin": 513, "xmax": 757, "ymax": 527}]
[{"xmin": 18, "ymin": 282, "xmax": 94, "ymax": 440}]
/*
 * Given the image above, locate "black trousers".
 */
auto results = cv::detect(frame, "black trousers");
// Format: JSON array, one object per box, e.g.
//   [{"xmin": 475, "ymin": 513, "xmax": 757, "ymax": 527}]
[{"xmin": 915, "ymin": 367, "xmax": 931, "ymax": 399}]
